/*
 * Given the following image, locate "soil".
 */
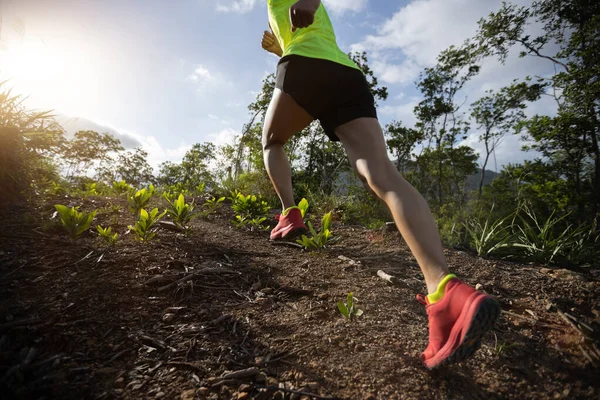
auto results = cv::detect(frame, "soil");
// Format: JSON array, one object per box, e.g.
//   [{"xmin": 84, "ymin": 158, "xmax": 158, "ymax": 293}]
[{"xmin": 0, "ymin": 195, "xmax": 599, "ymax": 400}]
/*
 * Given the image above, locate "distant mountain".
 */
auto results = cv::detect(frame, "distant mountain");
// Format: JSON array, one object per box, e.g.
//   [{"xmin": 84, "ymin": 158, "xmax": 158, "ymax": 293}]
[
  {"xmin": 55, "ymin": 114, "xmax": 142, "ymax": 149},
  {"xmin": 334, "ymin": 166, "xmax": 501, "ymax": 195},
  {"xmin": 467, "ymin": 169, "xmax": 501, "ymax": 191}
]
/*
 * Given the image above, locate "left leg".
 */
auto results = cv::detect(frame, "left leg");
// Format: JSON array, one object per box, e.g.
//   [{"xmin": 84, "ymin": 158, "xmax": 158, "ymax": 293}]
[
  {"xmin": 334, "ymin": 117, "xmax": 449, "ymax": 294},
  {"xmin": 335, "ymin": 117, "xmax": 500, "ymax": 369}
]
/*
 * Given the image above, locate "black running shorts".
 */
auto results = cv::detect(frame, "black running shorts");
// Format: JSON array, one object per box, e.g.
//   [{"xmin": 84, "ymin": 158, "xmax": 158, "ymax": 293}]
[{"xmin": 275, "ymin": 54, "xmax": 378, "ymax": 141}]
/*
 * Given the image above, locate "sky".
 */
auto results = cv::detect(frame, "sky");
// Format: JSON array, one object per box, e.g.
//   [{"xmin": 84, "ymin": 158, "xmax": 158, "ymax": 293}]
[{"xmin": 0, "ymin": 0, "xmax": 556, "ymax": 172}]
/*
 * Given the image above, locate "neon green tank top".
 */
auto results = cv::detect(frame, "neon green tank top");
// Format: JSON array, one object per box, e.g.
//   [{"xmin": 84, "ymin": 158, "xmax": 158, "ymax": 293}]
[{"xmin": 267, "ymin": 0, "xmax": 360, "ymax": 71}]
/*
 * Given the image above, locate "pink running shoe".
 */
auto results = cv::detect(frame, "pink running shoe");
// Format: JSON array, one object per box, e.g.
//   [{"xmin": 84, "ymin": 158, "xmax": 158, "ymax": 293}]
[
  {"xmin": 416, "ymin": 278, "xmax": 500, "ymax": 369},
  {"xmin": 270, "ymin": 208, "xmax": 307, "ymax": 240}
]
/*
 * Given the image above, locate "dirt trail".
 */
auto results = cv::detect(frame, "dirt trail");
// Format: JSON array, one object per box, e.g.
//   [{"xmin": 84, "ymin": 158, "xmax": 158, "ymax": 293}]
[{"xmin": 0, "ymin": 197, "xmax": 598, "ymax": 399}]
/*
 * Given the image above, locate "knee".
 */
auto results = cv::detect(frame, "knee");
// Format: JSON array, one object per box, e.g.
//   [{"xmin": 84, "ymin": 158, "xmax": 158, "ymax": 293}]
[
  {"xmin": 360, "ymin": 160, "xmax": 400, "ymax": 194},
  {"xmin": 261, "ymin": 125, "xmax": 284, "ymax": 151}
]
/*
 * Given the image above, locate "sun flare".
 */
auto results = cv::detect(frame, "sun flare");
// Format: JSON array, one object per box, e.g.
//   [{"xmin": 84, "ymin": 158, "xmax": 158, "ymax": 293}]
[{"xmin": 0, "ymin": 32, "xmax": 102, "ymax": 118}]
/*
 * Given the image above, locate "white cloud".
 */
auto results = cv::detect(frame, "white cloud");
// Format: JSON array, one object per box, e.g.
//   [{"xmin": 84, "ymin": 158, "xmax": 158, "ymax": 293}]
[
  {"xmin": 216, "ymin": 0, "xmax": 257, "ymax": 13},
  {"xmin": 207, "ymin": 127, "xmax": 239, "ymax": 148},
  {"xmin": 372, "ymin": 59, "xmax": 420, "ymax": 85},
  {"xmin": 378, "ymin": 97, "xmax": 420, "ymax": 129},
  {"xmin": 188, "ymin": 65, "xmax": 213, "ymax": 82},
  {"xmin": 187, "ymin": 64, "xmax": 233, "ymax": 92},
  {"xmin": 353, "ymin": 0, "xmax": 507, "ymax": 67},
  {"xmin": 352, "ymin": 0, "xmax": 554, "ymax": 168},
  {"xmin": 322, "ymin": 0, "xmax": 368, "ymax": 14}
]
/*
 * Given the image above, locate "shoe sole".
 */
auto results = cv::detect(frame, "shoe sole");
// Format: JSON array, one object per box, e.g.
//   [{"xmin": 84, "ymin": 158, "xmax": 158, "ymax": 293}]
[
  {"xmin": 428, "ymin": 296, "xmax": 501, "ymax": 369},
  {"xmin": 270, "ymin": 227, "xmax": 308, "ymax": 242}
]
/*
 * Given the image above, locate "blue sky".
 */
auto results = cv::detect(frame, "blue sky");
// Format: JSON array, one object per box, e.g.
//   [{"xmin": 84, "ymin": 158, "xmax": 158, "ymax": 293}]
[{"xmin": 0, "ymin": 0, "xmax": 554, "ymax": 171}]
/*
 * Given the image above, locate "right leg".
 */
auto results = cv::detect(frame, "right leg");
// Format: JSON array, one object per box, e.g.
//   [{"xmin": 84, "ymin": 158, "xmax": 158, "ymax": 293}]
[{"xmin": 262, "ymin": 88, "xmax": 313, "ymax": 211}]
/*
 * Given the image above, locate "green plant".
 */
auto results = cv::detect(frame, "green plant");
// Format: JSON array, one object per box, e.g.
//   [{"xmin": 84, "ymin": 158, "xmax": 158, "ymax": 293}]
[
  {"xmin": 167, "ymin": 182, "xmax": 190, "ymax": 197},
  {"xmin": 337, "ymin": 292, "xmax": 363, "ymax": 321},
  {"xmin": 196, "ymin": 182, "xmax": 205, "ymax": 193},
  {"xmin": 49, "ymin": 181, "xmax": 67, "ymax": 196},
  {"xmin": 493, "ymin": 334, "xmax": 517, "ymax": 356},
  {"xmin": 83, "ymin": 182, "xmax": 100, "ymax": 196},
  {"xmin": 96, "ymin": 225, "xmax": 118, "ymax": 244},
  {"xmin": 297, "ymin": 211, "xmax": 339, "ymax": 249},
  {"xmin": 565, "ymin": 219, "xmax": 600, "ymax": 266},
  {"xmin": 54, "ymin": 205, "xmax": 96, "ymax": 239},
  {"xmin": 298, "ymin": 198, "xmax": 309, "ymax": 218},
  {"xmin": 510, "ymin": 203, "xmax": 580, "ymax": 265},
  {"xmin": 127, "ymin": 184, "xmax": 155, "ymax": 215},
  {"xmin": 165, "ymin": 193, "xmax": 199, "ymax": 228},
  {"xmin": 203, "ymin": 196, "xmax": 225, "ymax": 215},
  {"xmin": 128, "ymin": 208, "xmax": 166, "ymax": 242},
  {"xmin": 463, "ymin": 209, "xmax": 514, "ymax": 257},
  {"xmin": 112, "ymin": 180, "xmax": 133, "ymax": 195},
  {"xmin": 230, "ymin": 191, "xmax": 270, "ymax": 219}
]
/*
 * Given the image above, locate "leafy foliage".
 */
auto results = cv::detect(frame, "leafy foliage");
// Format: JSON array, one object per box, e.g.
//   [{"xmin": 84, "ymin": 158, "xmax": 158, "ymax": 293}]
[
  {"xmin": 112, "ymin": 180, "xmax": 133, "ymax": 195},
  {"xmin": 54, "ymin": 205, "xmax": 96, "ymax": 239},
  {"xmin": 127, "ymin": 184, "xmax": 155, "ymax": 215},
  {"xmin": 0, "ymin": 81, "xmax": 64, "ymax": 204},
  {"xmin": 165, "ymin": 193, "xmax": 199, "ymax": 228},
  {"xmin": 464, "ymin": 209, "xmax": 513, "ymax": 257},
  {"xmin": 96, "ymin": 225, "xmax": 118, "ymax": 245},
  {"xmin": 297, "ymin": 211, "xmax": 338, "ymax": 249},
  {"xmin": 128, "ymin": 208, "xmax": 166, "ymax": 242},
  {"xmin": 337, "ymin": 292, "xmax": 363, "ymax": 321},
  {"xmin": 298, "ymin": 198, "xmax": 309, "ymax": 218},
  {"xmin": 203, "ymin": 196, "xmax": 225, "ymax": 215},
  {"xmin": 229, "ymin": 190, "xmax": 270, "ymax": 219}
]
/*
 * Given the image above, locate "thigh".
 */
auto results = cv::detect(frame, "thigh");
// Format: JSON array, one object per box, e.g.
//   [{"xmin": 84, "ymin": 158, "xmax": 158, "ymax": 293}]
[
  {"xmin": 334, "ymin": 117, "xmax": 394, "ymax": 178},
  {"xmin": 262, "ymin": 88, "xmax": 314, "ymax": 147}
]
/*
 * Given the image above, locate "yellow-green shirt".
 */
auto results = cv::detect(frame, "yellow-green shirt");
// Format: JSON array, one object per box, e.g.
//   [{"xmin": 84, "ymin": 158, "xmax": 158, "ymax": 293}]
[{"xmin": 267, "ymin": 0, "xmax": 360, "ymax": 70}]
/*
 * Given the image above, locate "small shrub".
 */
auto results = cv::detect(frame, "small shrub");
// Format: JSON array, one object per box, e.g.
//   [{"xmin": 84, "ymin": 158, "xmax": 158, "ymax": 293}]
[
  {"xmin": 203, "ymin": 196, "xmax": 225, "ymax": 215},
  {"xmin": 49, "ymin": 181, "xmax": 67, "ymax": 196},
  {"xmin": 83, "ymin": 182, "xmax": 100, "ymax": 196},
  {"xmin": 510, "ymin": 204, "xmax": 581, "ymax": 265},
  {"xmin": 128, "ymin": 208, "xmax": 166, "ymax": 242},
  {"xmin": 112, "ymin": 180, "xmax": 133, "ymax": 195},
  {"xmin": 165, "ymin": 193, "xmax": 199, "ymax": 229},
  {"xmin": 230, "ymin": 191, "xmax": 270, "ymax": 219},
  {"xmin": 54, "ymin": 205, "xmax": 96, "ymax": 239},
  {"xmin": 337, "ymin": 292, "xmax": 363, "ymax": 321},
  {"xmin": 96, "ymin": 225, "xmax": 118, "ymax": 245},
  {"xmin": 128, "ymin": 184, "xmax": 155, "ymax": 215},
  {"xmin": 297, "ymin": 211, "xmax": 339, "ymax": 249},
  {"xmin": 463, "ymin": 209, "xmax": 513, "ymax": 257}
]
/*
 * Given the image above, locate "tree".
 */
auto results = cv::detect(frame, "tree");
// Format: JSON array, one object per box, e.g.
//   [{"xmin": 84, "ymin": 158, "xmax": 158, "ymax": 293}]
[
  {"xmin": 414, "ymin": 43, "xmax": 481, "ymax": 207},
  {"xmin": 476, "ymin": 0, "xmax": 600, "ymax": 216},
  {"xmin": 470, "ymin": 79, "xmax": 546, "ymax": 197},
  {"xmin": 62, "ymin": 130, "xmax": 124, "ymax": 181},
  {"xmin": 157, "ymin": 161, "xmax": 184, "ymax": 188},
  {"xmin": 180, "ymin": 142, "xmax": 216, "ymax": 188},
  {"xmin": 385, "ymin": 121, "xmax": 423, "ymax": 173},
  {"xmin": 98, "ymin": 147, "xmax": 154, "ymax": 187}
]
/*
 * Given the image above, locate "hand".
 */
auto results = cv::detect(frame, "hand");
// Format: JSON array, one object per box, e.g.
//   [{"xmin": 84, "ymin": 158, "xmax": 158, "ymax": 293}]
[
  {"xmin": 261, "ymin": 30, "xmax": 282, "ymax": 56},
  {"xmin": 289, "ymin": 0, "xmax": 320, "ymax": 32}
]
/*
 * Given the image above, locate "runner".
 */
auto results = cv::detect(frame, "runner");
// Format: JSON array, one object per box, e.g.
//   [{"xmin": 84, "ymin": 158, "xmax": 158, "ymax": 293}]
[{"xmin": 261, "ymin": 0, "xmax": 500, "ymax": 369}]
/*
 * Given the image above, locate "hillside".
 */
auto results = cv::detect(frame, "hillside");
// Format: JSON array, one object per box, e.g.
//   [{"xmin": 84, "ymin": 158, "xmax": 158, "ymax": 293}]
[{"xmin": 0, "ymin": 195, "xmax": 597, "ymax": 400}]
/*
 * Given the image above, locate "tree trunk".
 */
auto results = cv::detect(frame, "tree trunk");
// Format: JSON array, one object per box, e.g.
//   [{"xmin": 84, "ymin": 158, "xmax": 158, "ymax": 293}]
[{"xmin": 479, "ymin": 135, "xmax": 491, "ymax": 199}]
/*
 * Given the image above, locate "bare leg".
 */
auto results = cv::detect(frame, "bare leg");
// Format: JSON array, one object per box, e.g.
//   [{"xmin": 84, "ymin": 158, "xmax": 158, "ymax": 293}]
[
  {"xmin": 335, "ymin": 118, "xmax": 449, "ymax": 294},
  {"xmin": 262, "ymin": 88, "xmax": 314, "ymax": 210}
]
